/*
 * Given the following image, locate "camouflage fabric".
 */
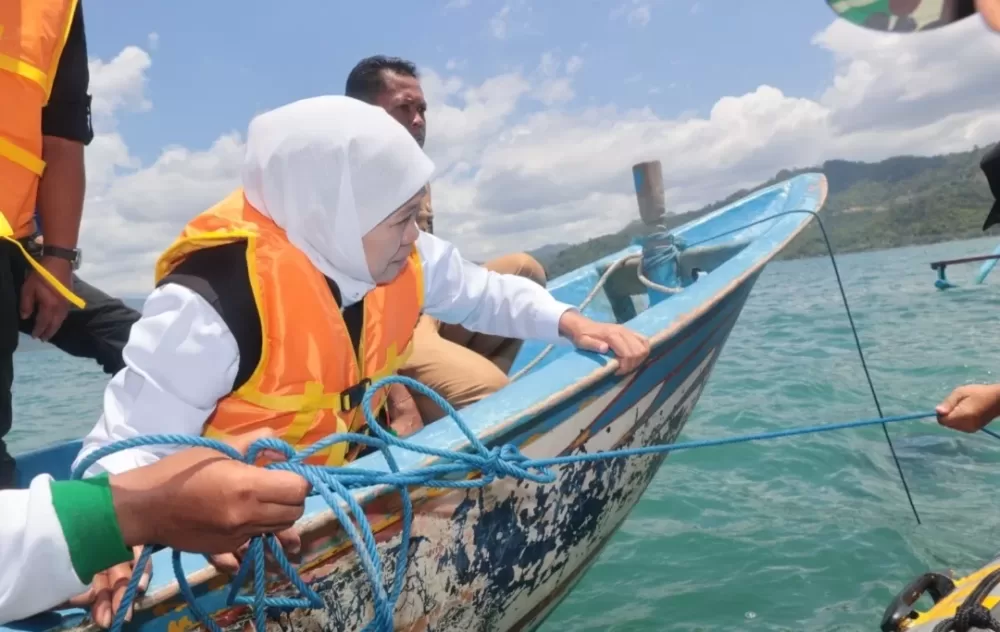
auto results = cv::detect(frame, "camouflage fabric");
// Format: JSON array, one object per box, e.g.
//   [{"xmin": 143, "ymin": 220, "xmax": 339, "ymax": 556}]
[{"xmin": 826, "ymin": 0, "xmax": 976, "ymax": 32}]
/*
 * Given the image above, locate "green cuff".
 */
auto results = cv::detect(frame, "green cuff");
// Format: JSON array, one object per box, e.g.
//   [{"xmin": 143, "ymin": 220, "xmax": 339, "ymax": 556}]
[{"xmin": 50, "ymin": 475, "xmax": 132, "ymax": 584}]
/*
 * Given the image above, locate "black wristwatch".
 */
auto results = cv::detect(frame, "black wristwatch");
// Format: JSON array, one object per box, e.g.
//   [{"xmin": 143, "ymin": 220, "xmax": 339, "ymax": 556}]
[{"xmin": 41, "ymin": 244, "xmax": 82, "ymax": 270}]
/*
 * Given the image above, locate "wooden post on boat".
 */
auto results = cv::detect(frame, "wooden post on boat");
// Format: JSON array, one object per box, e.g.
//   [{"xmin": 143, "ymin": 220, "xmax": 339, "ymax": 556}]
[{"xmin": 632, "ymin": 160, "xmax": 666, "ymax": 226}]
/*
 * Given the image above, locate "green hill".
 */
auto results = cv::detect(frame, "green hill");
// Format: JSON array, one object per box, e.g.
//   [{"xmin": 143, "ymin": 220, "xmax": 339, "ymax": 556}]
[{"xmin": 531, "ymin": 143, "xmax": 998, "ymax": 278}]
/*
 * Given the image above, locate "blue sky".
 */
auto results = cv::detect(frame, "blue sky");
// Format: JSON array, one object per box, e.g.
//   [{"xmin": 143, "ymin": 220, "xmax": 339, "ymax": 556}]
[
  {"xmin": 86, "ymin": 0, "xmax": 836, "ymax": 165},
  {"xmin": 77, "ymin": 0, "xmax": 1000, "ymax": 294}
]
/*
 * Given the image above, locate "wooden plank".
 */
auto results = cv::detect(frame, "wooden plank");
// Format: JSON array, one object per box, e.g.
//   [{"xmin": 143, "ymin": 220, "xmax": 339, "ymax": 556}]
[
  {"xmin": 929, "ymin": 254, "xmax": 1000, "ymax": 270},
  {"xmin": 632, "ymin": 160, "xmax": 665, "ymax": 226}
]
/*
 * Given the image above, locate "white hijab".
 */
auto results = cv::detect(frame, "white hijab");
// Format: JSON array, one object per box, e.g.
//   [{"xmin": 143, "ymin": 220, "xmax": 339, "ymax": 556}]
[{"xmin": 241, "ymin": 95, "xmax": 435, "ymax": 306}]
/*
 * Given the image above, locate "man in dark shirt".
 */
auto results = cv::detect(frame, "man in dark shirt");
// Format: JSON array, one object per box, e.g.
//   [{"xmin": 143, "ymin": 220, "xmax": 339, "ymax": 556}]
[{"xmin": 0, "ymin": 2, "xmax": 141, "ymax": 488}]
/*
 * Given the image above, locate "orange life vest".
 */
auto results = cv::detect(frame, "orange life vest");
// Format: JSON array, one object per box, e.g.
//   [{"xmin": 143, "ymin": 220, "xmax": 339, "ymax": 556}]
[
  {"xmin": 154, "ymin": 189, "xmax": 425, "ymax": 466},
  {"xmin": 0, "ymin": 0, "xmax": 84, "ymax": 307}
]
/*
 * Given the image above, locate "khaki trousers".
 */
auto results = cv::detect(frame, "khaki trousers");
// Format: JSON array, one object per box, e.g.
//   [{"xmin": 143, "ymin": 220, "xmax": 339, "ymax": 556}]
[{"xmin": 399, "ymin": 252, "xmax": 547, "ymax": 422}]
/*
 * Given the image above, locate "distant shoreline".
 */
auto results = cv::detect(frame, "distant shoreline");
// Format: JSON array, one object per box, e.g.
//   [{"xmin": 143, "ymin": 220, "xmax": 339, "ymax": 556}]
[{"xmin": 532, "ymin": 144, "xmax": 998, "ymax": 278}]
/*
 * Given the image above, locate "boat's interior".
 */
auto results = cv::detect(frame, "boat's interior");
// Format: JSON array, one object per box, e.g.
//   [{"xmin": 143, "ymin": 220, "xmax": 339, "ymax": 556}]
[{"xmin": 504, "ymin": 181, "xmax": 798, "ymax": 380}]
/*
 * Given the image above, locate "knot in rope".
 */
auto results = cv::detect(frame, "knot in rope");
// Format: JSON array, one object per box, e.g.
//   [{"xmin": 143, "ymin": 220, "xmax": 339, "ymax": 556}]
[
  {"xmin": 479, "ymin": 444, "xmax": 550, "ymax": 484},
  {"xmin": 933, "ymin": 569, "xmax": 1000, "ymax": 632},
  {"xmin": 951, "ymin": 604, "xmax": 1000, "ymax": 632},
  {"xmin": 641, "ymin": 227, "xmax": 683, "ymax": 269},
  {"xmin": 68, "ymin": 374, "xmax": 951, "ymax": 632}
]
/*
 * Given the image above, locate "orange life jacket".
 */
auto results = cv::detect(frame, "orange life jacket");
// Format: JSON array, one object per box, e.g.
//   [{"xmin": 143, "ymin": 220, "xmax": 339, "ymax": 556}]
[
  {"xmin": 155, "ymin": 189, "xmax": 425, "ymax": 466},
  {"xmin": 0, "ymin": 0, "xmax": 84, "ymax": 307}
]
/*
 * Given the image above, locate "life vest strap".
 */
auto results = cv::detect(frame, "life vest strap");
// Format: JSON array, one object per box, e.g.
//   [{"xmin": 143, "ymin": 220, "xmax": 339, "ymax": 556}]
[
  {"xmin": 0, "ymin": 53, "xmax": 48, "ymax": 93},
  {"xmin": 0, "ymin": 214, "xmax": 85, "ymax": 308},
  {"xmin": 0, "ymin": 136, "xmax": 45, "ymax": 176},
  {"xmin": 339, "ymin": 378, "xmax": 371, "ymax": 412}
]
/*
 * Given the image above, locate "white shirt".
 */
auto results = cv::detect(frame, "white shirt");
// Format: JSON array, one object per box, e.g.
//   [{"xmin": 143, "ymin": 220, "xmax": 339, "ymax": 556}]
[
  {"xmin": 74, "ymin": 233, "xmax": 573, "ymax": 477},
  {"xmin": 0, "ymin": 476, "xmax": 91, "ymax": 625}
]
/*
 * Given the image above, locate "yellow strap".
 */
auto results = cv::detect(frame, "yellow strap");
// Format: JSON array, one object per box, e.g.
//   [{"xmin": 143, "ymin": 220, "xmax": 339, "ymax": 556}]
[
  {"xmin": 283, "ymin": 382, "xmax": 325, "ymax": 445},
  {"xmin": 0, "ymin": 53, "xmax": 48, "ymax": 92},
  {"xmin": 0, "ymin": 214, "xmax": 85, "ymax": 309},
  {"xmin": 0, "ymin": 137, "xmax": 46, "ymax": 176},
  {"xmin": 323, "ymin": 417, "xmax": 349, "ymax": 466}
]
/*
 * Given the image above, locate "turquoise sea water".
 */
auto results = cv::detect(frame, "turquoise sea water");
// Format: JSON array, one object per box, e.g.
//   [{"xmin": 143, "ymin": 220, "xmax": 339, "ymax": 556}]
[{"xmin": 11, "ymin": 236, "xmax": 1000, "ymax": 631}]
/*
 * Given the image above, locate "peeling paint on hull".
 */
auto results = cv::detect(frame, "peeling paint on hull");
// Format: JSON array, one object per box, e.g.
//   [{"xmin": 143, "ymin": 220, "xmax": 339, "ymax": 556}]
[
  {"xmin": 106, "ymin": 287, "xmax": 744, "ymax": 632},
  {"xmin": 240, "ymin": 348, "xmax": 718, "ymax": 632},
  {"xmin": 7, "ymin": 172, "xmax": 829, "ymax": 632},
  {"xmin": 14, "ymin": 277, "xmax": 751, "ymax": 632}
]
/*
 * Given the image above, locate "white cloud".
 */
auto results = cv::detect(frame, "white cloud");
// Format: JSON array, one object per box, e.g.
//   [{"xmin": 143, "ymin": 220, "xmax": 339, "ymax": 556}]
[
  {"xmin": 421, "ymin": 18, "xmax": 1000, "ymax": 260},
  {"xmin": 76, "ymin": 46, "xmax": 245, "ymax": 293},
  {"xmin": 87, "ymin": 46, "xmax": 152, "ymax": 122},
  {"xmin": 628, "ymin": 4, "xmax": 652, "ymax": 27},
  {"xmin": 612, "ymin": 1, "xmax": 652, "ymax": 27},
  {"xmin": 489, "ymin": 5, "xmax": 511, "ymax": 39},
  {"xmin": 77, "ymin": 17, "xmax": 1000, "ymax": 295},
  {"xmin": 445, "ymin": 0, "xmax": 471, "ymax": 8},
  {"xmin": 487, "ymin": 0, "xmax": 534, "ymax": 40},
  {"xmin": 532, "ymin": 53, "xmax": 577, "ymax": 104}
]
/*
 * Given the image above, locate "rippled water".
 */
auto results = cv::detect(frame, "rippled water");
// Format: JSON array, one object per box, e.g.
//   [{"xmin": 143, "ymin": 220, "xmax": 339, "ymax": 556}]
[{"xmin": 12, "ymin": 237, "xmax": 1000, "ymax": 631}]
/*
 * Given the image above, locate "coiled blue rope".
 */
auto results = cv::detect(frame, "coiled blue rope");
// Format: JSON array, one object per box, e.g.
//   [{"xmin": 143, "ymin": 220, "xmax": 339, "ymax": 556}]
[
  {"xmin": 71, "ymin": 373, "xmax": 987, "ymax": 632},
  {"xmin": 67, "ymin": 207, "xmax": 1000, "ymax": 631}
]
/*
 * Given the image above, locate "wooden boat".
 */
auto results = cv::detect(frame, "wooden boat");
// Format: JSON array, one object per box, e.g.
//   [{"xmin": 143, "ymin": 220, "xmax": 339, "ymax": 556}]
[
  {"xmin": 4, "ymin": 168, "xmax": 828, "ymax": 632},
  {"xmin": 930, "ymin": 243, "xmax": 1000, "ymax": 290}
]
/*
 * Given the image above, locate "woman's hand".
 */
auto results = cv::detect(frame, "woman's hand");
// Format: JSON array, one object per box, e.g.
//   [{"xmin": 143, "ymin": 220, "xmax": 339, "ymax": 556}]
[
  {"xmin": 206, "ymin": 527, "xmax": 302, "ymax": 576},
  {"xmin": 557, "ymin": 310, "xmax": 650, "ymax": 375}
]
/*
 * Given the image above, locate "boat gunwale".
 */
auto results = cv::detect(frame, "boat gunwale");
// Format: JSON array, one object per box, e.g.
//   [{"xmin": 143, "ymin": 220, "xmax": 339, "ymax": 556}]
[
  {"xmin": 124, "ymin": 171, "xmax": 829, "ymax": 609},
  {"xmin": 5, "ymin": 172, "xmax": 829, "ymax": 624}
]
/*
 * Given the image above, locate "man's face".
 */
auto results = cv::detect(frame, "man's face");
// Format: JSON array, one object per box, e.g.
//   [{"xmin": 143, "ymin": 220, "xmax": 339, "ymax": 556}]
[{"xmin": 373, "ymin": 71, "xmax": 427, "ymax": 147}]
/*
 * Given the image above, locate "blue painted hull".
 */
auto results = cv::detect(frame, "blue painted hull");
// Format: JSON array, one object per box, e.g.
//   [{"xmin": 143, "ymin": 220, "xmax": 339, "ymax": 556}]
[{"xmin": 5, "ymin": 173, "xmax": 828, "ymax": 632}]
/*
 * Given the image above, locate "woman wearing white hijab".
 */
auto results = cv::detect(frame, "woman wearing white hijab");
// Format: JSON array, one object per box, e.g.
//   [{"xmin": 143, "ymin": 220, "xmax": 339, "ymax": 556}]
[{"xmin": 69, "ymin": 95, "xmax": 648, "ymax": 622}]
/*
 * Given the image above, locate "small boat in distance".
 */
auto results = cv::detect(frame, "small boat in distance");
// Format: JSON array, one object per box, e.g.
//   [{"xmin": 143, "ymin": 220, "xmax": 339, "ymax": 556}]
[
  {"xmin": 4, "ymin": 165, "xmax": 828, "ymax": 632},
  {"xmin": 929, "ymin": 242, "xmax": 1000, "ymax": 290}
]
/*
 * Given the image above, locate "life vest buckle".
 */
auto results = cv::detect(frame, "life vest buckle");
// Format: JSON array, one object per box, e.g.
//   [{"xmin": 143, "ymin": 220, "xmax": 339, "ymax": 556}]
[{"xmin": 340, "ymin": 377, "xmax": 371, "ymax": 412}]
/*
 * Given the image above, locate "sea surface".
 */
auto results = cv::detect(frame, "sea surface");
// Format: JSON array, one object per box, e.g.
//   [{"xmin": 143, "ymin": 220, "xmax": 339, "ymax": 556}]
[{"xmin": 11, "ymin": 236, "xmax": 1000, "ymax": 631}]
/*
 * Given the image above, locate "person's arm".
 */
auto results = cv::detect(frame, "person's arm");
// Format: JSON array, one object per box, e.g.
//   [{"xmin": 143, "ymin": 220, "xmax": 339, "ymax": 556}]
[
  {"xmin": 416, "ymin": 232, "xmax": 575, "ymax": 343},
  {"xmin": 72, "ymin": 283, "xmax": 240, "ymax": 478},
  {"xmin": 2, "ymin": 432, "xmax": 311, "ymax": 626},
  {"xmin": 0, "ymin": 474, "xmax": 131, "ymax": 625},
  {"xmin": 21, "ymin": 3, "xmax": 95, "ymax": 340},
  {"xmin": 37, "ymin": 1, "xmax": 93, "ymax": 253}
]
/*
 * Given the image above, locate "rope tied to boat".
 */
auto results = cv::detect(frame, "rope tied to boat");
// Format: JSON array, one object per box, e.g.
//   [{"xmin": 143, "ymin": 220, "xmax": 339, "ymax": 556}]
[
  {"xmin": 932, "ymin": 568, "xmax": 1000, "ymax": 632},
  {"xmin": 72, "ymin": 373, "xmax": 1000, "ymax": 632},
  {"xmin": 64, "ymin": 207, "xmax": 1000, "ymax": 631}
]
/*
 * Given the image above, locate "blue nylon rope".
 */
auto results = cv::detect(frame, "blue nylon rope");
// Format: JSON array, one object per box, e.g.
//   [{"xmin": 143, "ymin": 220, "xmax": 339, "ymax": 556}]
[
  {"xmin": 66, "ymin": 207, "xmax": 998, "ymax": 631},
  {"xmin": 71, "ymin": 373, "xmax": 987, "ymax": 632},
  {"xmin": 653, "ymin": 208, "xmax": 923, "ymax": 524}
]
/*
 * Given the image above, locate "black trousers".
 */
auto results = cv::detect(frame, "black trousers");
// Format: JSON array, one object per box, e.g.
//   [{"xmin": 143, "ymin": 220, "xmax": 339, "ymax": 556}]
[{"xmin": 0, "ymin": 240, "xmax": 141, "ymax": 487}]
